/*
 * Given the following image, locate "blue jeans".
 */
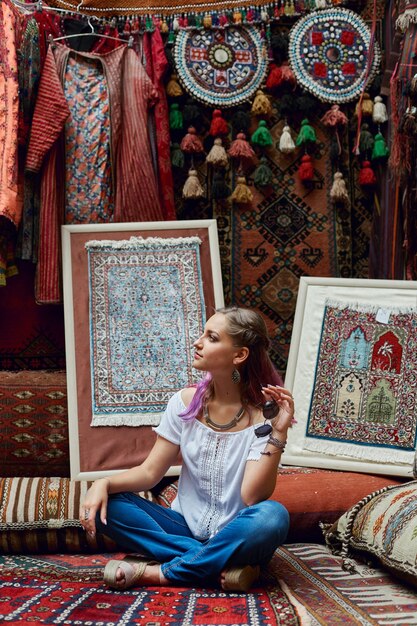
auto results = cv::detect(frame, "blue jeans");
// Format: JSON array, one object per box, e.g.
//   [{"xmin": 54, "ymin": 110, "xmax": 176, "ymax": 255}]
[{"xmin": 96, "ymin": 492, "xmax": 290, "ymax": 585}]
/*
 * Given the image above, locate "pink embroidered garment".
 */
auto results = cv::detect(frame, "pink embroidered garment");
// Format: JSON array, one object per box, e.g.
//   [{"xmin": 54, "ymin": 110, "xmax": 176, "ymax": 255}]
[{"xmin": 26, "ymin": 43, "xmax": 163, "ymax": 304}]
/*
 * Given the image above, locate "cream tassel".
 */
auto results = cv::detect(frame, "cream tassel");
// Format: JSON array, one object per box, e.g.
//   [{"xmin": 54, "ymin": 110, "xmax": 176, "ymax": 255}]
[
  {"xmin": 330, "ymin": 172, "xmax": 349, "ymax": 205},
  {"xmin": 372, "ymin": 96, "xmax": 388, "ymax": 124},
  {"xmin": 206, "ymin": 138, "xmax": 229, "ymax": 167},
  {"xmin": 279, "ymin": 125, "xmax": 296, "ymax": 153},
  {"xmin": 182, "ymin": 169, "xmax": 204, "ymax": 199}
]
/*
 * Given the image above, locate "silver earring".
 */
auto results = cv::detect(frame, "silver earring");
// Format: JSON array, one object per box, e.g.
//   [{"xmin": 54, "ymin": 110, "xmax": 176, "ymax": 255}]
[{"xmin": 232, "ymin": 368, "xmax": 241, "ymax": 384}]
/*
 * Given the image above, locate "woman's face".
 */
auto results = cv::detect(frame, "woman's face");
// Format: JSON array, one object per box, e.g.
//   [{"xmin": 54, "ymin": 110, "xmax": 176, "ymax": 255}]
[{"xmin": 192, "ymin": 313, "xmax": 240, "ymax": 374}]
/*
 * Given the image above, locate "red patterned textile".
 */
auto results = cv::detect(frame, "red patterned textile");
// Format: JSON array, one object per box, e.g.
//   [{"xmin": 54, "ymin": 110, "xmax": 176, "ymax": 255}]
[
  {"xmin": 0, "ymin": 552, "xmax": 300, "ymax": 625},
  {"xmin": 26, "ymin": 43, "xmax": 163, "ymax": 304},
  {"xmin": 0, "ymin": 370, "xmax": 69, "ymax": 477},
  {"xmin": 143, "ymin": 29, "xmax": 176, "ymax": 220}
]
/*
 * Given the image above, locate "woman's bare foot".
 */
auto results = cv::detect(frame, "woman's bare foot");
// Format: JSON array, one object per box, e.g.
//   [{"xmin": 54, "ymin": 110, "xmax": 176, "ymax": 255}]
[{"xmin": 115, "ymin": 562, "xmax": 169, "ymax": 587}]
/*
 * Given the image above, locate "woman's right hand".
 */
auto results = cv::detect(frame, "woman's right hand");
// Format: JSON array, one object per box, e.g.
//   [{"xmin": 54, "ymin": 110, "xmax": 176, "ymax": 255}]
[{"xmin": 80, "ymin": 477, "xmax": 110, "ymax": 537}]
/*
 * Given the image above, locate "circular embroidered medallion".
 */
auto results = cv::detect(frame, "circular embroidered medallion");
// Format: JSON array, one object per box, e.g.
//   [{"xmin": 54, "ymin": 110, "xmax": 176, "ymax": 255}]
[
  {"xmin": 288, "ymin": 8, "xmax": 381, "ymax": 103},
  {"xmin": 174, "ymin": 26, "xmax": 268, "ymax": 107}
]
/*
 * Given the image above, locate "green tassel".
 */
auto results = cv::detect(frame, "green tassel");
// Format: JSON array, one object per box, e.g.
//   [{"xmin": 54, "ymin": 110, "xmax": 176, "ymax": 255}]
[
  {"xmin": 251, "ymin": 120, "xmax": 273, "ymax": 147},
  {"xmin": 359, "ymin": 123, "xmax": 374, "ymax": 155},
  {"xmin": 254, "ymin": 156, "xmax": 273, "ymax": 187},
  {"xmin": 167, "ymin": 30, "xmax": 176, "ymax": 44},
  {"xmin": 169, "ymin": 103, "xmax": 183, "ymax": 130},
  {"xmin": 371, "ymin": 132, "xmax": 389, "ymax": 161},
  {"xmin": 296, "ymin": 118, "xmax": 317, "ymax": 146},
  {"xmin": 171, "ymin": 143, "xmax": 184, "ymax": 168}
]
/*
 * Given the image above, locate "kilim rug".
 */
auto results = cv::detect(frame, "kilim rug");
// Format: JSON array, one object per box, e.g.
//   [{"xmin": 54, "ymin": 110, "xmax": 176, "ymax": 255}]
[
  {"xmin": 0, "ymin": 370, "xmax": 70, "ymax": 478},
  {"xmin": 214, "ymin": 106, "xmax": 342, "ymax": 374},
  {"xmin": 273, "ymin": 543, "xmax": 417, "ymax": 625},
  {"xmin": 0, "ymin": 552, "xmax": 300, "ymax": 625}
]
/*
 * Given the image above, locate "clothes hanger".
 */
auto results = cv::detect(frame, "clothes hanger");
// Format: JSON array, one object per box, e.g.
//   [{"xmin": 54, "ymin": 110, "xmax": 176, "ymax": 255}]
[{"xmin": 51, "ymin": 17, "xmax": 134, "ymax": 46}]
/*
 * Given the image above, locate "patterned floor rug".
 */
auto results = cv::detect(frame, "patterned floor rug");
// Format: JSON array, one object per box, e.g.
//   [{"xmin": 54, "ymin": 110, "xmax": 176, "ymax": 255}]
[
  {"xmin": 273, "ymin": 544, "xmax": 417, "ymax": 625},
  {"xmin": 0, "ymin": 552, "xmax": 299, "ymax": 625}
]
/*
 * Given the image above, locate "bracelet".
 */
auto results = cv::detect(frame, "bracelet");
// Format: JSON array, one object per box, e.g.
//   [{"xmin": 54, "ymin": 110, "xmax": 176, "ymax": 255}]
[{"xmin": 268, "ymin": 435, "xmax": 287, "ymax": 450}]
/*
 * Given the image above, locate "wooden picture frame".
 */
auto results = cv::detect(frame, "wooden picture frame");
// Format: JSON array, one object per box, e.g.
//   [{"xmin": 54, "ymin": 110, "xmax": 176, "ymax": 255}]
[
  {"xmin": 62, "ymin": 220, "xmax": 224, "ymax": 480},
  {"xmin": 282, "ymin": 277, "xmax": 417, "ymax": 478}
]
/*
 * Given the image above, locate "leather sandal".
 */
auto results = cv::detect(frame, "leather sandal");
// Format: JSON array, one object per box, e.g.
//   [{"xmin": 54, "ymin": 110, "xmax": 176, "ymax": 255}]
[
  {"xmin": 103, "ymin": 556, "xmax": 155, "ymax": 590},
  {"xmin": 222, "ymin": 565, "xmax": 260, "ymax": 592}
]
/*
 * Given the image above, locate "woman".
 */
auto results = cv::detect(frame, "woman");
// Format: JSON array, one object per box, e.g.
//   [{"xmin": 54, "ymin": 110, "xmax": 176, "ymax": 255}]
[{"xmin": 80, "ymin": 306, "xmax": 294, "ymax": 592}]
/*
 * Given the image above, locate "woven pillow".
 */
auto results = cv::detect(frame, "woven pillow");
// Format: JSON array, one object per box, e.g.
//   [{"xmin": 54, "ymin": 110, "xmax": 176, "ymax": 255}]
[
  {"xmin": 323, "ymin": 480, "xmax": 417, "ymax": 587},
  {"xmin": 0, "ymin": 477, "xmax": 118, "ymax": 554}
]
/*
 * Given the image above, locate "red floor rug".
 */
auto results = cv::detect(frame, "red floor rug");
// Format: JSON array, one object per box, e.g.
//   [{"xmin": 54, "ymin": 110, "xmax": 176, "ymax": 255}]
[
  {"xmin": 274, "ymin": 544, "xmax": 417, "ymax": 625},
  {"xmin": 0, "ymin": 552, "xmax": 300, "ymax": 625}
]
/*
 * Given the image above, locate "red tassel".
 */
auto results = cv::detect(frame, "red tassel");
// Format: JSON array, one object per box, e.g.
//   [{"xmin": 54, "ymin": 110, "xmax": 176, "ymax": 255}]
[
  {"xmin": 228, "ymin": 132, "xmax": 256, "ymax": 163},
  {"xmin": 266, "ymin": 63, "xmax": 283, "ymax": 91},
  {"xmin": 298, "ymin": 155, "xmax": 314, "ymax": 182},
  {"xmin": 280, "ymin": 62, "xmax": 297, "ymax": 88},
  {"xmin": 358, "ymin": 160, "xmax": 376, "ymax": 187},
  {"xmin": 180, "ymin": 126, "xmax": 204, "ymax": 154},
  {"xmin": 209, "ymin": 109, "xmax": 229, "ymax": 137}
]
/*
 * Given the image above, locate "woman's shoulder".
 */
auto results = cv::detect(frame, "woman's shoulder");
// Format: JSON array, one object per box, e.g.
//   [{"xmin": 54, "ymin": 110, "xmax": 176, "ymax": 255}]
[{"xmin": 179, "ymin": 386, "xmax": 197, "ymax": 408}]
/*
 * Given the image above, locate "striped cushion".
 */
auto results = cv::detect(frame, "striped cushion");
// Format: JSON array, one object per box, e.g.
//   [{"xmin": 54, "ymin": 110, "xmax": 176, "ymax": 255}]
[
  {"xmin": 0, "ymin": 477, "xmax": 117, "ymax": 554},
  {"xmin": 324, "ymin": 480, "xmax": 417, "ymax": 586}
]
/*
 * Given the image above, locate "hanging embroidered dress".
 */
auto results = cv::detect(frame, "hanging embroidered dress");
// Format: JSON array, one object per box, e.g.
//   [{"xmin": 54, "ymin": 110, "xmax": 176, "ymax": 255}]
[{"xmin": 26, "ymin": 42, "xmax": 163, "ymax": 304}]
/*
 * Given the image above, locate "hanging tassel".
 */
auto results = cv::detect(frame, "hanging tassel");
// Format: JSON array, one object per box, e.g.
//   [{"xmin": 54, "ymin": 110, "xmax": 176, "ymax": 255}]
[
  {"xmin": 372, "ymin": 96, "xmax": 388, "ymax": 124},
  {"xmin": 206, "ymin": 137, "xmax": 229, "ymax": 167},
  {"xmin": 265, "ymin": 63, "xmax": 283, "ymax": 91},
  {"xmin": 254, "ymin": 156, "xmax": 273, "ymax": 187},
  {"xmin": 209, "ymin": 109, "xmax": 229, "ymax": 137},
  {"xmin": 171, "ymin": 142, "xmax": 184, "ymax": 168},
  {"xmin": 355, "ymin": 92, "xmax": 373, "ymax": 118},
  {"xmin": 231, "ymin": 175, "xmax": 253, "ymax": 204},
  {"xmin": 320, "ymin": 104, "xmax": 348, "ymax": 128},
  {"xmin": 371, "ymin": 132, "xmax": 390, "ymax": 161},
  {"xmin": 182, "ymin": 99, "xmax": 201, "ymax": 127},
  {"xmin": 212, "ymin": 169, "xmax": 231, "ymax": 199},
  {"xmin": 180, "ymin": 126, "xmax": 204, "ymax": 154},
  {"xmin": 330, "ymin": 172, "xmax": 350, "ymax": 205},
  {"xmin": 251, "ymin": 90, "xmax": 272, "ymax": 117},
  {"xmin": 329, "ymin": 135, "xmax": 341, "ymax": 164},
  {"xmin": 358, "ymin": 160, "xmax": 376, "ymax": 187},
  {"xmin": 183, "ymin": 169, "xmax": 205, "ymax": 199},
  {"xmin": 359, "ymin": 123, "xmax": 375, "ymax": 156},
  {"xmin": 231, "ymin": 109, "xmax": 251, "ymax": 136},
  {"xmin": 298, "ymin": 154, "xmax": 314, "ymax": 182},
  {"xmin": 399, "ymin": 106, "xmax": 417, "ymax": 136},
  {"xmin": 315, "ymin": 0, "xmax": 327, "ymax": 7},
  {"xmin": 169, "ymin": 103, "xmax": 183, "ymax": 130},
  {"xmin": 251, "ymin": 120, "xmax": 273, "ymax": 147},
  {"xmin": 296, "ymin": 119, "xmax": 317, "ymax": 146},
  {"xmin": 280, "ymin": 62, "xmax": 297, "ymax": 88},
  {"xmin": 166, "ymin": 74, "xmax": 183, "ymax": 97},
  {"xmin": 279, "ymin": 125, "xmax": 296, "ymax": 153},
  {"xmin": 228, "ymin": 132, "xmax": 256, "ymax": 164}
]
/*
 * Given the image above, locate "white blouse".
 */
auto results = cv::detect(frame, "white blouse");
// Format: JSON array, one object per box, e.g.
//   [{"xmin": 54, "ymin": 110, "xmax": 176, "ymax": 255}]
[{"xmin": 153, "ymin": 391, "xmax": 267, "ymax": 540}]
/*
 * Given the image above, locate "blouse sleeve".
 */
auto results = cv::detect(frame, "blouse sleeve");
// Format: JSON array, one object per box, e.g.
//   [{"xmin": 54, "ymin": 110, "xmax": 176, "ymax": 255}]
[
  {"xmin": 153, "ymin": 391, "xmax": 184, "ymax": 445},
  {"xmin": 246, "ymin": 429, "xmax": 271, "ymax": 461}
]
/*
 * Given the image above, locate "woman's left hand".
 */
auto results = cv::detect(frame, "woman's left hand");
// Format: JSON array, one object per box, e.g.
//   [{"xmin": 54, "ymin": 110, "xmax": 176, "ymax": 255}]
[{"xmin": 261, "ymin": 385, "xmax": 295, "ymax": 437}]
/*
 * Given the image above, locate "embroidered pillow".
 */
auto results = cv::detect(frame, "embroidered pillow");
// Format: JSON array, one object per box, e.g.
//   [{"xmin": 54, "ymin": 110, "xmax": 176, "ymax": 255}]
[
  {"xmin": 323, "ymin": 480, "xmax": 417, "ymax": 587},
  {"xmin": 0, "ymin": 477, "xmax": 119, "ymax": 554}
]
